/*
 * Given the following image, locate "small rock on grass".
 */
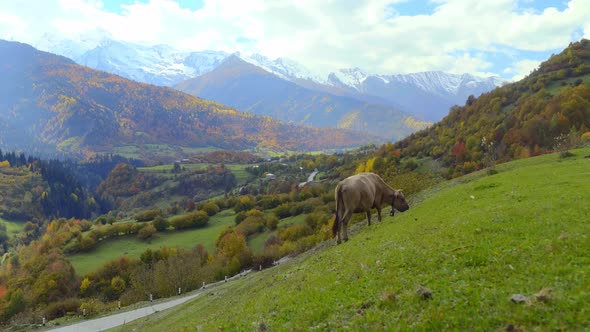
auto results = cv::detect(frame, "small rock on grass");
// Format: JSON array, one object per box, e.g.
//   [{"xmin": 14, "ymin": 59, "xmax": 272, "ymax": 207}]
[
  {"xmin": 510, "ymin": 294, "xmax": 527, "ymax": 303},
  {"xmin": 417, "ymin": 286, "xmax": 433, "ymax": 300}
]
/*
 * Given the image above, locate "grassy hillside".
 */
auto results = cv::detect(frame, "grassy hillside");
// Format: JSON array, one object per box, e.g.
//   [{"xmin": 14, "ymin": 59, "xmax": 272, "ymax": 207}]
[
  {"xmin": 113, "ymin": 147, "xmax": 590, "ymax": 331},
  {"xmin": 0, "ymin": 218, "xmax": 24, "ymax": 237},
  {"xmin": 139, "ymin": 163, "xmax": 252, "ymax": 185},
  {"xmin": 68, "ymin": 209, "xmax": 236, "ymax": 276}
]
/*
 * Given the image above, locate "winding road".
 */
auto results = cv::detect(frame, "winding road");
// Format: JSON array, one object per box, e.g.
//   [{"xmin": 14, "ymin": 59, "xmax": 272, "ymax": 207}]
[
  {"xmin": 48, "ymin": 269, "xmax": 253, "ymax": 332},
  {"xmin": 48, "ymin": 291, "xmax": 201, "ymax": 332}
]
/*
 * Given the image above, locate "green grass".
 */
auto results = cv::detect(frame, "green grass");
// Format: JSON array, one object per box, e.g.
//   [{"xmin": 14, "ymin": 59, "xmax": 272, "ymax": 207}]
[
  {"xmin": 545, "ymin": 74, "xmax": 590, "ymax": 95},
  {"xmin": 180, "ymin": 146, "xmax": 220, "ymax": 154},
  {"xmin": 139, "ymin": 163, "xmax": 252, "ymax": 184},
  {"xmin": 112, "ymin": 147, "xmax": 590, "ymax": 331},
  {"xmin": 110, "ymin": 144, "xmax": 219, "ymax": 160},
  {"xmin": 68, "ymin": 209, "xmax": 236, "ymax": 276},
  {"xmin": 0, "ymin": 217, "xmax": 25, "ymax": 236}
]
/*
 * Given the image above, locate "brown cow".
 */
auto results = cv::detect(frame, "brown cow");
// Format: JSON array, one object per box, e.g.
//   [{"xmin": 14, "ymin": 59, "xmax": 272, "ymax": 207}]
[{"xmin": 333, "ymin": 172, "xmax": 409, "ymax": 244}]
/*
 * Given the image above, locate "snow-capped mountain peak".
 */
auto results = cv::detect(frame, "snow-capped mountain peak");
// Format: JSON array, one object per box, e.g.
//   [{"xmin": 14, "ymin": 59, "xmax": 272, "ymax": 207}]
[
  {"xmin": 331, "ymin": 67, "xmax": 369, "ymax": 87},
  {"xmin": 239, "ymin": 53, "xmax": 324, "ymax": 82},
  {"xmin": 35, "ymin": 30, "xmax": 112, "ymax": 59}
]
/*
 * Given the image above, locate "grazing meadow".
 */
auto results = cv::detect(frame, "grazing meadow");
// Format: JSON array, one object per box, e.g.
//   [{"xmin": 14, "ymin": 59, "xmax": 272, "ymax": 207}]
[{"xmin": 112, "ymin": 148, "xmax": 590, "ymax": 331}]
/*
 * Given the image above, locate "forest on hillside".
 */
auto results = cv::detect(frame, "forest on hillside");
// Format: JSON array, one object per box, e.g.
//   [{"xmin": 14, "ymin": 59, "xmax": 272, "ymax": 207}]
[{"xmin": 392, "ymin": 39, "xmax": 590, "ymax": 178}]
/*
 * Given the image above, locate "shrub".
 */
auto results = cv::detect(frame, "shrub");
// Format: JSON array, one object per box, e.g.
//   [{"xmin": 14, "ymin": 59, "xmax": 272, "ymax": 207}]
[
  {"xmin": 234, "ymin": 195, "xmax": 255, "ymax": 213},
  {"xmin": 134, "ymin": 209, "xmax": 162, "ymax": 222},
  {"xmin": 95, "ymin": 216, "xmax": 107, "ymax": 225},
  {"xmin": 111, "ymin": 276, "xmax": 127, "ymax": 295},
  {"xmin": 63, "ymin": 240, "xmax": 81, "ymax": 254},
  {"xmin": 264, "ymin": 235, "xmax": 283, "ymax": 248},
  {"xmin": 279, "ymin": 241, "xmax": 297, "ymax": 257},
  {"xmin": 170, "ymin": 214, "xmax": 193, "ymax": 230},
  {"xmin": 44, "ymin": 298, "xmax": 81, "ymax": 320},
  {"xmin": 401, "ymin": 158, "xmax": 418, "ymax": 171},
  {"xmin": 79, "ymin": 298, "xmax": 108, "ymax": 317},
  {"xmin": 119, "ymin": 289, "xmax": 145, "ymax": 307},
  {"xmin": 253, "ymin": 247, "xmax": 281, "ymax": 269},
  {"xmin": 278, "ymin": 224, "xmax": 314, "ymax": 242},
  {"xmin": 289, "ymin": 203, "xmax": 305, "ymax": 216},
  {"xmin": 191, "ymin": 210, "xmax": 209, "ymax": 227},
  {"xmin": 273, "ymin": 203, "xmax": 293, "ymax": 219},
  {"xmin": 152, "ymin": 216, "xmax": 169, "ymax": 232},
  {"xmin": 170, "ymin": 211, "xmax": 209, "ymax": 230},
  {"xmin": 235, "ymin": 218, "xmax": 262, "ymax": 236},
  {"xmin": 462, "ymin": 161, "xmax": 478, "ymax": 173},
  {"xmin": 201, "ymin": 202, "xmax": 220, "ymax": 216},
  {"xmin": 305, "ymin": 212, "xmax": 330, "ymax": 231},
  {"xmin": 265, "ymin": 215, "xmax": 279, "ymax": 230},
  {"xmin": 235, "ymin": 210, "xmax": 266, "ymax": 235},
  {"xmin": 79, "ymin": 219, "xmax": 93, "ymax": 231},
  {"xmin": 79, "ymin": 236, "xmax": 97, "ymax": 251},
  {"xmin": 234, "ymin": 211, "xmax": 247, "ymax": 225},
  {"xmin": 293, "ymin": 234, "xmax": 321, "ymax": 254},
  {"xmin": 321, "ymin": 192, "xmax": 335, "ymax": 204},
  {"xmin": 138, "ymin": 224, "xmax": 156, "ymax": 240},
  {"xmin": 256, "ymin": 196, "xmax": 282, "ymax": 210}
]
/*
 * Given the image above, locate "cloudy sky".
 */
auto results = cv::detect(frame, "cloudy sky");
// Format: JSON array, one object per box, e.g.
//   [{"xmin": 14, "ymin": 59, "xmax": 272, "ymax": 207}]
[{"xmin": 0, "ymin": 0, "xmax": 588, "ymax": 80}]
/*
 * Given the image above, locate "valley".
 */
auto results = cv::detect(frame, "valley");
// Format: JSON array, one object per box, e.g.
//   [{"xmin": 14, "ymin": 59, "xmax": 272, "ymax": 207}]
[
  {"xmin": 0, "ymin": 23, "xmax": 589, "ymax": 331},
  {"xmin": 69, "ymin": 147, "xmax": 590, "ymax": 331}
]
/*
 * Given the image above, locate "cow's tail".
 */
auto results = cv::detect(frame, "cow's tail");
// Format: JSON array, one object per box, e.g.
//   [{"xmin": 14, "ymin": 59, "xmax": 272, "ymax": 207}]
[{"xmin": 332, "ymin": 184, "xmax": 342, "ymax": 237}]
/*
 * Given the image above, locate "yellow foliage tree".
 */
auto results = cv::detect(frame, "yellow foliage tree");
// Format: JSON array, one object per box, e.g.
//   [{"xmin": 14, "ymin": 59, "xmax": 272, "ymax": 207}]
[{"xmin": 80, "ymin": 277, "xmax": 91, "ymax": 295}]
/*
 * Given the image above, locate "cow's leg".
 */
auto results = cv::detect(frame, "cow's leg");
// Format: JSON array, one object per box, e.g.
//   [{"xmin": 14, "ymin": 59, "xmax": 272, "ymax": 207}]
[
  {"xmin": 342, "ymin": 210, "xmax": 351, "ymax": 242},
  {"xmin": 343, "ymin": 220, "xmax": 349, "ymax": 242},
  {"xmin": 366, "ymin": 210, "xmax": 372, "ymax": 226},
  {"xmin": 336, "ymin": 220, "xmax": 341, "ymax": 244},
  {"xmin": 376, "ymin": 208, "xmax": 382, "ymax": 222}
]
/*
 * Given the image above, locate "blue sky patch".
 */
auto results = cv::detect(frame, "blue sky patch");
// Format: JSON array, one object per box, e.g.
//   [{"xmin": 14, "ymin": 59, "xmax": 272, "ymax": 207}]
[
  {"xmin": 517, "ymin": 0, "xmax": 569, "ymax": 13},
  {"xmin": 100, "ymin": 0, "xmax": 204, "ymax": 14},
  {"xmin": 387, "ymin": 0, "xmax": 438, "ymax": 17}
]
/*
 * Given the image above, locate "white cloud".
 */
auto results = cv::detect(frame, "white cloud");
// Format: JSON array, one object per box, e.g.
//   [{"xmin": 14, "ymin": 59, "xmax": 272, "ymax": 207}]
[
  {"xmin": 507, "ymin": 59, "xmax": 542, "ymax": 81},
  {"xmin": 0, "ymin": 0, "xmax": 588, "ymax": 78}
]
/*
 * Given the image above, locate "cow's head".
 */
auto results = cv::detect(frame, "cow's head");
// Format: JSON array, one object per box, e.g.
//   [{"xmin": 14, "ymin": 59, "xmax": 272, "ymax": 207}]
[{"xmin": 390, "ymin": 190, "xmax": 409, "ymax": 216}]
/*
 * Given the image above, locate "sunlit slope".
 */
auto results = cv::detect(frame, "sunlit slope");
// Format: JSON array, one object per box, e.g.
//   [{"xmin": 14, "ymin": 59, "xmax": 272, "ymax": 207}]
[{"xmin": 113, "ymin": 148, "xmax": 590, "ymax": 331}]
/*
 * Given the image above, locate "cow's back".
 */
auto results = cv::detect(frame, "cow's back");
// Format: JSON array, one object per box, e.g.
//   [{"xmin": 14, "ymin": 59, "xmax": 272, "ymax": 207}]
[{"xmin": 338, "ymin": 173, "xmax": 378, "ymax": 212}]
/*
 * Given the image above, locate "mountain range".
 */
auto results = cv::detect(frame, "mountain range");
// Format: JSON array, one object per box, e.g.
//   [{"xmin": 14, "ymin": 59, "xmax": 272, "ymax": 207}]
[
  {"xmin": 0, "ymin": 40, "xmax": 378, "ymax": 159},
  {"xmin": 34, "ymin": 33, "xmax": 504, "ymax": 122},
  {"xmin": 174, "ymin": 55, "xmax": 427, "ymax": 141}
]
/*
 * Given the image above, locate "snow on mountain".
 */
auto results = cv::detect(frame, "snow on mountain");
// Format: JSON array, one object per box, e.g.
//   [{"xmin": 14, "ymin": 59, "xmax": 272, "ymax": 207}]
[
  {"xmin": 32, "ymin": 34, "xmax": 504, "ymax": 121},
  {"xmin": 240, "ymin": 53, "xmax": 325, "ymax": 83},
  {"xmin": 34, "ymin": 34, "xmax": 504, "ymax": 95},
  {"xmin": 330, "ymin": 70, "xmax": 503, "ymax": 97},
  {"xmin": 330, "ymin": 68, "xmax": 369, "ymax": 87},
  {"xmin": 75, "ymin": 40, "xmax": 230, "ymax": 86},
  {"xmin": 401, "ymin": 71, "xmax": 501, "ymax": 95},
  {"xmin": 34, "ymin": 30, "xmax": 112, "ymax": 60}
]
